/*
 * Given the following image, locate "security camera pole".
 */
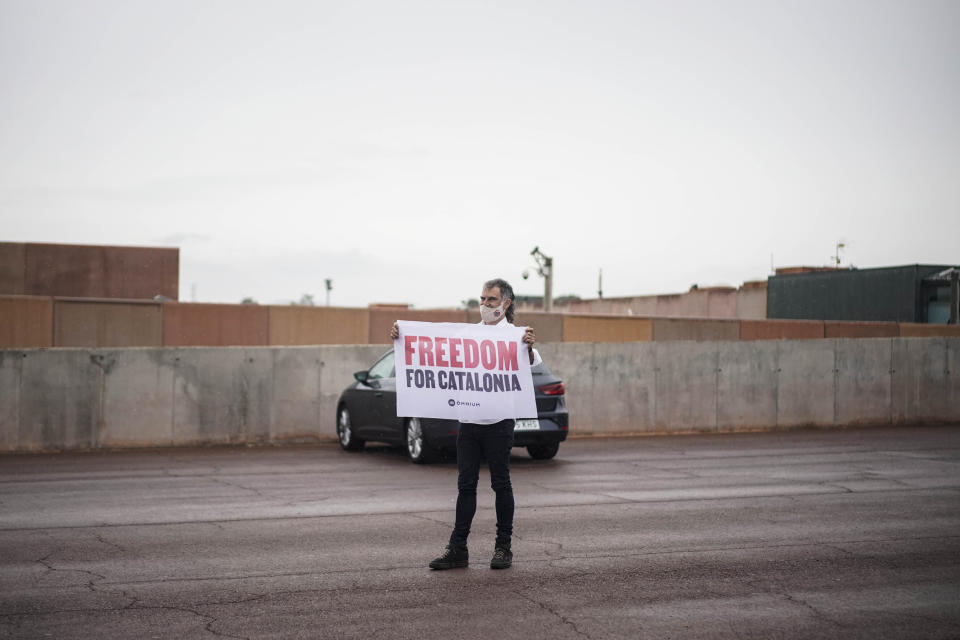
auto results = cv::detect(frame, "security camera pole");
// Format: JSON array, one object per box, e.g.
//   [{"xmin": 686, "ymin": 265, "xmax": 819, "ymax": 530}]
[{"xmin": 530, "ymin": 246, "xmax": 553, "ymax": 312}]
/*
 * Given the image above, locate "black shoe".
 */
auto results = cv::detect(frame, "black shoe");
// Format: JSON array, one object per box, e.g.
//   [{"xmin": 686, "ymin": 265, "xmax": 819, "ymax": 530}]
[
  {"xmin": 429, "ymin": 545, "xmax": 468, "ymax": 570},
  {"xmin": 490, "ymin": 545, "xmax": 512, "ymax": 569}
]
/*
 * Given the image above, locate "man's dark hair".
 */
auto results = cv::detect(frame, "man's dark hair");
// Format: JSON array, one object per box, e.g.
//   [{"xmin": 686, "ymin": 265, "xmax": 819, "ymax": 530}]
[{"xmin": 484, "ymin": 278, "xmax": 516, "ymax": 323}]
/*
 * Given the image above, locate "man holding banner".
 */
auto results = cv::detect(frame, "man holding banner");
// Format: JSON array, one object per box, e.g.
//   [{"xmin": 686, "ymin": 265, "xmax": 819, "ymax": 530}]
[{"xmin": 391, "ymin": 278, "xmax": 539, "ymax": 570}]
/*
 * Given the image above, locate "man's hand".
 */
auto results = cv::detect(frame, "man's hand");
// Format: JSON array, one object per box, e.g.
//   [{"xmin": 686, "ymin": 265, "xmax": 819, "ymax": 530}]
[
  {"xmin": 390, "ymin": 321, "xmax": 399, "ymax": 340},
  {"xmin": 523, "ymin": 327, "xmax": 536, "ymax": 345},
  {"xmin": 523, "ymin": 327, "xmax": 536, "ymax": 364}
]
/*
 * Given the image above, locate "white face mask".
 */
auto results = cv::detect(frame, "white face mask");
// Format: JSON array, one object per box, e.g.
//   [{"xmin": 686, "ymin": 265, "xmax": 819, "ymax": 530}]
[{"xmin": 480, "ymin": 301, "xmax": 506, "ymax": 324}]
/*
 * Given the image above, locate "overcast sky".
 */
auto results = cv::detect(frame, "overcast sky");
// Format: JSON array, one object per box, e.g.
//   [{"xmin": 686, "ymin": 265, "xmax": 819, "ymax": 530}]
[{"xmin": 2, "ymin": 0, "xmax": 958, "ymax": 308}]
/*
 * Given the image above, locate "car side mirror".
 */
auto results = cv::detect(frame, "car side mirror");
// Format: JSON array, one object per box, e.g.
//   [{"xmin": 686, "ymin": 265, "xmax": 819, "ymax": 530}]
[{"xmin": 353, "ymin": 371, "xmax": 369, "ymax": 383}]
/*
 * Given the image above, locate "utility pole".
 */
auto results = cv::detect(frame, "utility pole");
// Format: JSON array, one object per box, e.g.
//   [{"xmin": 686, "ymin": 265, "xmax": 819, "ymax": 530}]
[
  {"xmin": 598, "ymin": 268, "xmax": 603, "ymax": 299},
  {"xmin": 531, "ymin": 246, "xmax": 553, "ymax": 312},
  {"xmin": 325, "ymin": 279, "xmax": 333, "ymax": 306}
]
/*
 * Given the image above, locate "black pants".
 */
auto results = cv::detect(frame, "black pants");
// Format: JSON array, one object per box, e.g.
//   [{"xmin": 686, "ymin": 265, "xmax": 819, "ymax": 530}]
[{"xmin": 449, "ymin": 420, "xmax": 515, "ymax": 548}]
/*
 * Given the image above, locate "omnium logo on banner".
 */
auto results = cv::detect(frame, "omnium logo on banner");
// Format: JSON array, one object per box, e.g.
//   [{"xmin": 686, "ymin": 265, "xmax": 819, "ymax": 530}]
[{"xmin": 394, "ymin": 320, "xmax": 537, "ymax": 422}]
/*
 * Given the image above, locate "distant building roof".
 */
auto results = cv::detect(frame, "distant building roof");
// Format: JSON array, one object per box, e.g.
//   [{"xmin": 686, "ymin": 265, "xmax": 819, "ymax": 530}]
[{"xmin": 924, "ymin": 267, "xmax": 960, "ymax": 282}]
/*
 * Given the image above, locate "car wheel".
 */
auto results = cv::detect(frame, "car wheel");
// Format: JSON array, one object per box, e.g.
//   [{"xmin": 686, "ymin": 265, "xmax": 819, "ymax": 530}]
[
  {"xmin": 406, "ymin": 417, "xmax": 433, "ymax": 464},
  {"xmin": 337, "ymin": 406, "xmax": 364, "ymax": 451},
  {"xmin": 527, "ymin": 442, "xmax": 559, "ymax": 460}
]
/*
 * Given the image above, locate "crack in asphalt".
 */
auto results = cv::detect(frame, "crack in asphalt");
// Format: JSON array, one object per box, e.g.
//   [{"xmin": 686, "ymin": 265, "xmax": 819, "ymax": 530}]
[
  {"xmin": 745, "ymin": 573, "xmax": 849, "ymax": 630},
  {"xmin": 818, "ymin": 482, "xmax": 855, "ymax": 493},
  {"xmin": 35, "ymin": 548, "xmax": 107, "ymax": 587},
  {"xmin": 206, "ymin": 476, "xmax": 266, "ymax": 498},
  {"xmin": 92, "ymin": 532, "xmax": 126, "ymax": 553},
  {"xmin": 169, "ymin": 604, "xmax": 249, "ymax": 640},
  {"xmin": 886, "ymin": 477, "xmax": 916, "ymax": 488},
  {"xmin": 779, "ymin": 592, "xmax": 848, "ymax": 628},
  {"xmin": 512, "ymin": 533, "xmax": 566, "ymax": 560},
  {"xmin": 120, "ymin": 591, "xmax": 141, "ymax": 610},
  {"xmin": 513, "ymin": 588, "xmax": 593, "ymax": 639}
]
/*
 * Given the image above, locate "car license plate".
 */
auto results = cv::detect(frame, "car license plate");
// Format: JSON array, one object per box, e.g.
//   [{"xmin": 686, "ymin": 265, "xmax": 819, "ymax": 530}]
[{"xmin": 515, "ymin": 419, "xmax": 540, "ymax": 431}]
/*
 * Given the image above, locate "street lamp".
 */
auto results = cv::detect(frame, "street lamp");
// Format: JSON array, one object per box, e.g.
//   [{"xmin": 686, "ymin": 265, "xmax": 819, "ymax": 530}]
[
  {"xmin": 832, "ymin": 241, "xmax": 846, "ymax": 266},
  {"xmin": 530, "ymin": 246, "xmax": 553, "ymax": 312}
]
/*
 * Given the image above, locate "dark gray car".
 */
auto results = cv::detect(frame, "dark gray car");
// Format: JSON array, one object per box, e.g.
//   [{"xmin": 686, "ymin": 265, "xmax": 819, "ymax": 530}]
[{"xmin": 336, "ymin": 349, "xmax": 569, "ymax": 463}]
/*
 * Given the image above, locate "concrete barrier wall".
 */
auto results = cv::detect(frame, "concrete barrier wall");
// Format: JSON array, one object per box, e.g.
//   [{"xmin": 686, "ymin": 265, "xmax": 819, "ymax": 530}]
[
  {"xmin": 0, "ymin": 345, "xmax": 387, "ymax": 451},
  {"xmin": 16, "ymin": 349, "xmax": 102, "ymax": 450},
  {"xmin": 891, "ymin": 338, "xmax": 953, "ymax": 424},
  {"xmin": 0, "ymin": 351, "xmax": 22, "ymax": 450},
  {"xmin": 716, "ymin": 340, "xmax": 779, "ymax": 430},
  {"xmin": 775, "ymin": 339, "xmax": 836, "ymax": 427},
  {"xmin": 835, "ymin": 339, "xmax": 893, "ymax": 426},
  {"xmin": 538, "ymin": 342, "xmax": 658, "ymax": 433},
  {"xmin": 93, "ymin": 346, "xmax": 389, "ymax": 447},
  {"xmin": 540, "ymin": 337, "xmax": 958, "ymax": 437},
  {"xmin": 2, "ymin": 338, "xmax": 956, "ymax": 451}
]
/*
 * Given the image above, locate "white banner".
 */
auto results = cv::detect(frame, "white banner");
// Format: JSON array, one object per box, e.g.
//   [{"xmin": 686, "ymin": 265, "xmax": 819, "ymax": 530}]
[{"xmin": 394, "ymin": 320, "xmax": 537, "ymax": 422}]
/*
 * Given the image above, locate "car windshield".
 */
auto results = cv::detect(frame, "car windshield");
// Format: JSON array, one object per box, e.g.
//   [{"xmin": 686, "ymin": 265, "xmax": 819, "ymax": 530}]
[{"xmin": 367, "ymin": 351, "xmax": 395, "ymax": 380}]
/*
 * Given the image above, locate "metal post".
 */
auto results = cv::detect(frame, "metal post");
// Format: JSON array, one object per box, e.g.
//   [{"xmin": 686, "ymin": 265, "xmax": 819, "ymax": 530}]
[{"xmin": 544, "ymin": 255, "xmax": 553, "ymax": 313}]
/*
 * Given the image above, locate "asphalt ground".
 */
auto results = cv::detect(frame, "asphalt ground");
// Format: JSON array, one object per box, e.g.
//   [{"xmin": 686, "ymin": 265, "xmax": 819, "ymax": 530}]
[{"xmin": 1, "ymin": 425, "xmax": 959, "ymax": 640}]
